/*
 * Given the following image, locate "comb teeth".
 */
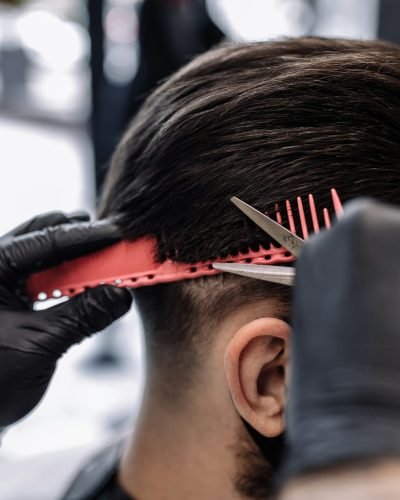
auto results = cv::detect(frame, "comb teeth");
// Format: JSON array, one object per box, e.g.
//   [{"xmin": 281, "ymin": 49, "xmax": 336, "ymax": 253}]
[
  {"xmin": 297, "ymin": 196, "xmax": 309, "ymax": 239},
  {"xmin": 308, "ymin": 194, "xmax": 320, "ymax": 233},
  {"xmin": 285, "ymin": 199, "xmax": 296, "ymax": 234},
  {"xmin": 331, "ymin": 188, "xmax": 344, "ymax": 217},
  {"xmin": 274, "ymin": 188, "xmax": 343, "ymax": 240},
  {"xmin": 275, "ymin": 203, "xmax": 283, "ymax": 225}
]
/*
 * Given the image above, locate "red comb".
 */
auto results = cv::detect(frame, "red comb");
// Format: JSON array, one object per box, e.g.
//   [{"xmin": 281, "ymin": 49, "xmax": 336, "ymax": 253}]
[
  {"xmin": 26, "ymin": 189, "xmax": 342, "ymax": 301},
  {"xmin": 296, "ymin": 189, "xmax": 343, "ymax": 238},
  {"xmin": 26, "ymin": 239, "xmax": 293, "ymax": 301}
]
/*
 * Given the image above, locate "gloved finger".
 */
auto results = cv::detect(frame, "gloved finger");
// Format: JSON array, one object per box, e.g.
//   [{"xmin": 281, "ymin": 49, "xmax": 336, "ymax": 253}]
[
  {"xmin": 66, "ymin": 211, "xmax": 91, "ymax": 223},
  {"xmin": 0, "ymin": 219, "xmax": 122, "ymax": 280},
  {"xmin": 38, "ymin": 286, "xmax": 132, "ymax": 355},
  {"xmin": 282, "ymin": 198, "xmax": 400, "ymax": 479},
  {"xmin": 3, "ymin": 211, "xmax": 91, "ymax": 239}
]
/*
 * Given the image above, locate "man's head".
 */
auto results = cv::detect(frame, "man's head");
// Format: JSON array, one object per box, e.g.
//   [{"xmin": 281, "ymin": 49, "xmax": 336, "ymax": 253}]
[{"xmin": 99, "ymin": 38, "xmax": 400, "ymax": 498}]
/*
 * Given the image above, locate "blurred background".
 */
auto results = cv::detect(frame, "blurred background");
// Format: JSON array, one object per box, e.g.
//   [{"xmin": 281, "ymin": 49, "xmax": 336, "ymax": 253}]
[{"xmin": 0, "ymin": 0, "xmax": 398, "ymax": 458}]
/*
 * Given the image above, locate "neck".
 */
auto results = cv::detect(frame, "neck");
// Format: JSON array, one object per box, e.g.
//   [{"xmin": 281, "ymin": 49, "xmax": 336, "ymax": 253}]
[{"xmin": 118, "ymin": 385, "xmax": 243, "ymax": 500}]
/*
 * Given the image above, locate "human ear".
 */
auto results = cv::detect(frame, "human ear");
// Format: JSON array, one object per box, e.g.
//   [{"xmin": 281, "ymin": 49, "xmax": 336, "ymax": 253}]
[{"xmin": 224, "ymin": 317, "xmax": 290, "ymax": 437}]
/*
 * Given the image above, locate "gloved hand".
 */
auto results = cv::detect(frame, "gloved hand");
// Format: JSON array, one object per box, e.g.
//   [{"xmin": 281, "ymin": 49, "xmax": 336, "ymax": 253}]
[
  {"xmin": 0, "ymin": 211, "xmax": 132, "ymax": 428},
  {"xmin": 282, "ymin": 199, "xmax": 400, "ymax": 479}
]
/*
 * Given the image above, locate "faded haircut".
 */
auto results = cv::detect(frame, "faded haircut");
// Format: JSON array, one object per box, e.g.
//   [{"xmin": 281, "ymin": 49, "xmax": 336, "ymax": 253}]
[
  {"xmin": 99, "ymin": 37, "xmax": 400, "ymax": 492},
  {"xmin": 100, "ymin": 36, "xmax": 400, "ymax": 353}
]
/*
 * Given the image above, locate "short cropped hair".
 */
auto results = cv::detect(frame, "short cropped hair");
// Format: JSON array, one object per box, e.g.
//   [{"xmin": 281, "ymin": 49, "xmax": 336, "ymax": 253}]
[{"xmin": 100, "ymin": 37, "xmax": 400, "ymax": 384}]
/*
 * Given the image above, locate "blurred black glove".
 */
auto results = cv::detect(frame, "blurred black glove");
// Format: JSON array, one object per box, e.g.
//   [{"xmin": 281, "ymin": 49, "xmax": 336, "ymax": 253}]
[
  {"xmin": 0, "ymin": 212, "xmax": 132, "ymax": 428},
  {"xmin": 283, "ymin": 199, "xmax": 400, "ymax": 479}
]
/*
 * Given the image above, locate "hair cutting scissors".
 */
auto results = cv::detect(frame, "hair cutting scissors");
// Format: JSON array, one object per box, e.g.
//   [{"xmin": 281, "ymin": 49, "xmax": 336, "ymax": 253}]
[
  {"xmin": 213, "ymin": 198, "xmax": 299, "ymax": 286},
  {"xmin": 213, "ymin": 190, "xmax": 343, "ymax": 286}
]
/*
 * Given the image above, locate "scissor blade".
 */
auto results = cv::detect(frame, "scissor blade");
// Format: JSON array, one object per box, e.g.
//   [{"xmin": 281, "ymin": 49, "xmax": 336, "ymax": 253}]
[
  {"xmin": 213, "ymin": 263, "xmax": 295, "ymax": 286},
  {"xmin": 231, "ymin": 197, "xmax": 304, "ymax": 257}
]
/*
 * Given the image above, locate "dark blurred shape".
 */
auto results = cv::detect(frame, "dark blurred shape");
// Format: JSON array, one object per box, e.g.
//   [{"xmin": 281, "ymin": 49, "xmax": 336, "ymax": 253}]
[
  {"xmin": 89, "ymin": 0, "xmax": 223, "ymax": 197},
  {"xmin": 0, "ymin": 0, "xmax": 25, "ymax": 4},
  {"xmin": 1, "ymin": 44, "xmax": 29, "ymax": 105},
  {"xmin": 88, "ymin": 0, "xmax": 107, "ymax": 193},
  {"xmin": 126, "ymin": 0, "xmax": 223, "ymax": 120},
  {"xmin": 378, "ymin": 0, "xmax": 400, "ymax": 44}
]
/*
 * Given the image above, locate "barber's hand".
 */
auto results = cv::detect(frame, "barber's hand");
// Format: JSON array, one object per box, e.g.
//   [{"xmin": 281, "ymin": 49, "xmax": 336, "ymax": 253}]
[
  {"xmin": 282, "ymin": 199, "xmax": 400, "ymax": 480},
  {"xmin": 0, "ymin": 212, "xmax": 132, "ymax": 428}
]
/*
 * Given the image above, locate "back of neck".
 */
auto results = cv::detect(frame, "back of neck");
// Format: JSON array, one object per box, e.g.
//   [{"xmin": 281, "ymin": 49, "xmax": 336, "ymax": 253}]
[{"xmin": 118, "ymin": 392, "xmax": 242, "ymax": 500}]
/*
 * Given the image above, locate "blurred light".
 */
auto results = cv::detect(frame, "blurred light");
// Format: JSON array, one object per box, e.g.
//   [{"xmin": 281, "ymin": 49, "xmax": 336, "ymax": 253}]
[
  {"xmin": 16, "ymin": 10, "xmax": 89, "ymax": 70},
  {"xmin": 108, "ymin": 0, "xmax": 139, "ymax": 5},
  {"xmin": 105, "ymin": 6, "xmax": 138, "ymax": 44},
  {"xmin": 104, "ymin": 44, "xmax": 139, "ymax": 85},
  {"xmin": 206, "ymin": 0, "xmax": 315, "ymax": 41},
  {"xmin": 0, "ymin": 118, "xmax": 94, "ymax": 235},
  {"xmin": 26, "ymin": 67, "xmax": 90, "ymax": 120},
  {"xmin": 313, "ymin": 0, "xmax": 379, "ymax": 40},
  {"xmin": 103, "ymin": 4, "xmax": 139, "ymax": 85}
]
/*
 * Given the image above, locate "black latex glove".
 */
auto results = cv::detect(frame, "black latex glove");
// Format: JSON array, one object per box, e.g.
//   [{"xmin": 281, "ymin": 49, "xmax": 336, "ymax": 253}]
[
  {"xmin": 0, "ymin": 212, "xmax": 132, "ymax": 428},
  {"xmin": 282, "ymin": 199, "xmax": 400, "ymax": 479}
]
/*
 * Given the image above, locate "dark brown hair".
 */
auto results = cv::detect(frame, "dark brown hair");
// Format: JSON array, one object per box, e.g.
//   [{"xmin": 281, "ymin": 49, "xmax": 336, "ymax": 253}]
[
  {"xmin": 100, "ymin": 37, "xmax": 400, "ymax": 367},
  {"xmin": 99, "ymin": 39, "xmax": 400, "ymax": 494}
]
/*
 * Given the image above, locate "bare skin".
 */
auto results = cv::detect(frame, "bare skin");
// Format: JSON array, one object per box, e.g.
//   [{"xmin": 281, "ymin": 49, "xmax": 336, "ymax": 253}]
[{"xmin": 118, "ymin": 301, "xmax": 289, "ymax": 500}]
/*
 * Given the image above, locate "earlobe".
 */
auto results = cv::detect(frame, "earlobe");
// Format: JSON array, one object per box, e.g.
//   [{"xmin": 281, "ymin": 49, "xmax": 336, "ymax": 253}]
[{"xmin": 224, "ymin": 317, "xmax": 290, "ymax": 437}]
